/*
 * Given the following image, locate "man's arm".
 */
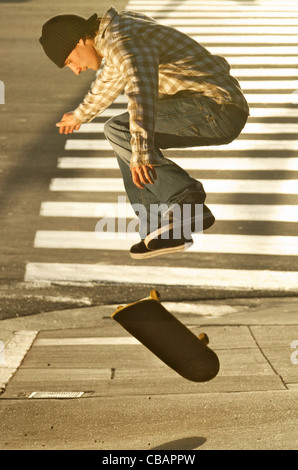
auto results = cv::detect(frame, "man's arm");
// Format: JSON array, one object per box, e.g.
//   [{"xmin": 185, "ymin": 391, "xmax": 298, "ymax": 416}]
[
  {"xmin": 114, "ymin": 38, "xmax": 161, "ymax": 169},
  {"xmin": 55, "ymin": 63, "xmax": 126, "ymax": 133},
  {"xmin": 56, "ymin": 112, "xmax": 81, "ymax": 134},
  {"xmin": 131, "ymin": 165, "xmax": 157, "ymax": 189},
  {"xmin": 73, "ymin": 62, "xmax": 126, "ymax": 123}
]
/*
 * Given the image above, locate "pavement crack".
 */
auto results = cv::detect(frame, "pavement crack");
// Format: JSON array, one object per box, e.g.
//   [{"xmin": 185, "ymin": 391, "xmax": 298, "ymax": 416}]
[{"xmin": 248, "ymin": 326, "xmax": 288, "ymax": 390}]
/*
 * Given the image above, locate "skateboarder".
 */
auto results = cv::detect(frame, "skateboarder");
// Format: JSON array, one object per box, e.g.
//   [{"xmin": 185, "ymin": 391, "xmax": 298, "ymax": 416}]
[{"xmin": 39, "ymin": 6, "xmax": 249, "ymax": 259}]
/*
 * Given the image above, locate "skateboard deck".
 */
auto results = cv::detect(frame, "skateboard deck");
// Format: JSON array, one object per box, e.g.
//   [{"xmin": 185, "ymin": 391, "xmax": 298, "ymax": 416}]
[{"xmin": 112, "ymin": 289, "xmax": 220, "ymax": 382}]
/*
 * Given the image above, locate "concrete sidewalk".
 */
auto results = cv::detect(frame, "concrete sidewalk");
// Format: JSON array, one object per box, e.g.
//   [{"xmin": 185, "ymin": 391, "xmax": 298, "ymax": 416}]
[{"xmin": 0, "ymin": 296, "xmax": 297, "ymax": 450}]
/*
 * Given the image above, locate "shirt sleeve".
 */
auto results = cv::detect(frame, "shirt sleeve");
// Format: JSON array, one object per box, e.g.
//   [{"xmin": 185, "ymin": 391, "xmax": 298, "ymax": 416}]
[
  {"xmin": 73, "ymin": 62, "xmax": 126, "ymax": 123},
  {"xmin": 110, "ymin": 37, "xmax": 164, "ymax": 168}
]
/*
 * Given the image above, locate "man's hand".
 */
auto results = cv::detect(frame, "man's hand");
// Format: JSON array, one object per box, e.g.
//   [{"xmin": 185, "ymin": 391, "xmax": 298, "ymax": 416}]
[
  {"xmin": 131, "ymin": 164, "xmax": 157, "ymax": 188},
  {"xmin": 56, "ymin": 112, "xmax": 81, "ymax": 134}
]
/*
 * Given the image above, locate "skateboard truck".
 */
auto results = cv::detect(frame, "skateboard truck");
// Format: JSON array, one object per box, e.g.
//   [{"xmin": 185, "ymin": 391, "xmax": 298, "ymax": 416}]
[{"xmin": 112, "ymin": 289, "xmax": 220, "ymax": 382}]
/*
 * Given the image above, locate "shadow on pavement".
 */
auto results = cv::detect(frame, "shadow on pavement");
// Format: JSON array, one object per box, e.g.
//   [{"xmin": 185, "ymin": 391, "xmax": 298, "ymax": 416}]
[{"xmin": 151, "ymin": 436, "xmax": 206, "ymax": 450}]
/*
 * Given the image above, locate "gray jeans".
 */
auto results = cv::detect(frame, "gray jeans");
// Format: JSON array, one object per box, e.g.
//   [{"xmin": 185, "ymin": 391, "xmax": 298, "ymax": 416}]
[{"xmin": 104, "ymin": 94, "xmax": 248, "ymax": 237}]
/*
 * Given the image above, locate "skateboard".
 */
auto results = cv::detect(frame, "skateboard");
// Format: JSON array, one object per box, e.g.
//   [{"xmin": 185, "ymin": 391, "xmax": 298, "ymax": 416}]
[{"xmin": 112, "ymin": 289, "xmax": 220, "ymax": 382}]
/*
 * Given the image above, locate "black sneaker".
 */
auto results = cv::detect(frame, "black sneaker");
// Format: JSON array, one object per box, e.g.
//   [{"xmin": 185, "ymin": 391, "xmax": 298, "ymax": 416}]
[
  {"xmin": 129, "ymin": 237, "xmax": 193, "ymax": 260},
  {"xmin": 145, "ymin": 197, "xmax": 215, "ymax": 248}
]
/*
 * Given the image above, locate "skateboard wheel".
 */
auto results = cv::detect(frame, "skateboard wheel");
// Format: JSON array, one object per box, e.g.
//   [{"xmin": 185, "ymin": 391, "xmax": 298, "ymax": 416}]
[
  {"xmin": 150, "ymin": 289, "xmax": 161, "ymax": 301},
  {"xmin": 199, "ymin": 333, "xmax": 209, "ymax": 345}
]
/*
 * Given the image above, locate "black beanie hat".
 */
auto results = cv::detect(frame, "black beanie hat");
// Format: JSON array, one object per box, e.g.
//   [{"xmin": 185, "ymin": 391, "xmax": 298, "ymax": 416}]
[{"xmin": 39, "ymin": 13, "xmax": 98, "ymax": 68}]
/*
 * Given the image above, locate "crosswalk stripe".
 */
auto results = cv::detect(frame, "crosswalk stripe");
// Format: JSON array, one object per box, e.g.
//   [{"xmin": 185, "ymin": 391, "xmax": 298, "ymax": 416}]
[
  {"xmin": 212, "ymin": 80, "xmax": 298, "ymax": 88},
  {"xmin": 196, "ymin": 37, "xmax": 298, "ymax": 44},
  {"xmin": 49, "ymin": 178, "xmax": 298, "ymax": 194},
  {"xmin": 24, "ymin": 263, "xmax": 298, "ymax": 292},
  {"xmin": 128, "ymin": 0, "xmax": 298, "ymax": 4},
  {"xmin": 159, "ymin": 18, "xmax": 298, "ymax": 26},
  {"xmin": 77, "ymin": 122, "xmax": 298, "ymax": 134},
  {"xmin": 64, "ymin": 140, "xmax": 298, "ymax": 151},
  {"xmin": 129, "ymin": 5, "xmax": 298, "ymax": 12},
  {"xmin": 39, "ymin": 202, "xmax": 298, "ymax": 223},
  {"xmin": 208, "ymin": 46, "xmax": 298, "ymax": 54},
  {"xmin": 247, "ymin": 108, "xmax": 298, "ymax": 117},
  {"xmin": 175, "ymin": 26, "xmax": 298, "ymax": 34},
  {"xmin": 129, "ymin": 0, "xmax": 298, "ymax": 4},
  {"xmin": 33, "ymin": 232, "xmax": 298, "ymax": 256},
  {"xmin": 130, "ymin": 1, "xmax": 298, "ymax": 6},
  {"xmin": 57, "ymin": 157, "xmax": 298, "ymax": 171},
  {"xmin": 229, "ymin": 57, "xmax": 298, "ymax": 65},
  {"xmin": 233, "ymin": 70, "xmax": 298, "ymax": 78},
  {"xmin": 153, "ymin": 12, "xmax": 298, "ymax": 18},
  {"xmin": 245, "ymin": 94, "xmax": 298, "ymax": 104}
]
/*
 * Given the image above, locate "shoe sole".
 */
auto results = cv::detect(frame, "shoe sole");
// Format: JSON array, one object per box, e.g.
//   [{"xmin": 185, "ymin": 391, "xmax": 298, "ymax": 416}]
[
  {"xmin": 129, "ymin": 240, "xmax": 193, "ymax": 259},
  {"xmin": 145, "ymin": 206, "xmax": 215, "ymax": 249}
]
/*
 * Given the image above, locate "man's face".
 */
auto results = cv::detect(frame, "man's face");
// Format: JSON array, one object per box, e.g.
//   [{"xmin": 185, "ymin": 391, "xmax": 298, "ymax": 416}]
[{"xmin": 64, "ymin": 38, "xmax": 103, "ymax": 74}]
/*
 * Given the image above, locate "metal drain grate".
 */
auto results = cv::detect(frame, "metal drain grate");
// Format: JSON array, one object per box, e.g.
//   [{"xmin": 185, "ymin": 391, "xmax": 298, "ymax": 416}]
[{"xmin": 28, "ymin": 391, "xmax": 84, "ymax": 399}]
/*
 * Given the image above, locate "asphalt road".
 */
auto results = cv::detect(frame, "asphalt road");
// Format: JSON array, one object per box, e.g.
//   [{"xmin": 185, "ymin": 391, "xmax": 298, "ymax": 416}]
[{"xmin": 0, "ymin": 0, "xmax": 129, "ymax": 318}]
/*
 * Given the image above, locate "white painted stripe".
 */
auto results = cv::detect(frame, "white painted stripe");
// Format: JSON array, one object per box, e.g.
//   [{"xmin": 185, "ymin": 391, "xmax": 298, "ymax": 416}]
[
  {"xmin": 128, "ymin": 0, "xmax": 298, "ymax": 4},
  {"xmin": 129, "ymin": 1, "xmax": 298, "ymax": 4},
  {"xmin": 236, "ymin": 80, "xmax": 298, "ymax": 89},
  {"xmin": 151, "ymin": 12, "xmax": 298, "ymax": 19},
  {"xmin": 245, "ymin": 94, "xmax": 298, "ymax": 104},
  {"xmin": 99, "ymin": 108, "xmax": 127, "ymax": 117},
  {"xmin": 232, "ymin": 69, "xmax": 298, "ymax": 78},
  {"xmin": 57, "ymin": 156, "xmax": 298, "ymax": 171},
  {"xmin": 0, "ymin": 331, "xmax": 38, "ymax": 391},
  {"xmin": 113, "ymin": 95, "xmax": 129, "ymax": 104},
  {"xmin": 77, "ymin": 122, "xmax": 298, "ymax": 134},
  {"xmin": 129, "ymin": 6, "xmax": 298, "ymax": 12},
  {"xmin": 39, "ymin": 202, "xmax": 298, "ymax": 223},
  {"xmin": 248, "ymin": 108, "xmax": 298, "ymax": 117},
  {"xmin": 64, "ymin": 139, "xmax": 298, "ymax": 152},
  {"xmin": 199, "ymin": 37, "xmax": 298, "ymax": 44},
  {"xmin": 24, "ymin": 263, "xmax": 298, "ymax": 292},
  {"xmin": 0, "ymin": 331, "xmax": 38, "ymax": 368},
  {"xmin": 35, "ymin": 337, "xmax": 140, "ymax": 346},
  {"xmin": 58, "ymin": 156, "xmax": 117, "ymax": 169},
  {"xmin": 49, "ymin": 178, "xmax": 298, "ymax": 194},
  {"xmin": 129, "ymin": 0, "xmax": 298, "ymax": 5},
  {"xmin": 33, "ymin": 232, "xmax": 298, "ymax": 256},
  {"xmin": 160, "ymin": 18, "xmax": 298, "ymax": 26},
  {"xmin": 209, "ymin": 46, "xmax": 298, "ymax": 54},
  {"xmin": 228, "ymin": 57, "xmax": 298, "ymax": 65},
  {"xmin": 175, "ymin": 26, "xmax": 298, "ymax": 34}
]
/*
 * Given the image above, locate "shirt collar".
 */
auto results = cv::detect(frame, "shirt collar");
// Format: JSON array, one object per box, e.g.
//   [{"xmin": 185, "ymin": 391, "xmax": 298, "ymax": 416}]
[{"xmin": 95, "ymin": 6, "xmax": 118, "ymax": 51}]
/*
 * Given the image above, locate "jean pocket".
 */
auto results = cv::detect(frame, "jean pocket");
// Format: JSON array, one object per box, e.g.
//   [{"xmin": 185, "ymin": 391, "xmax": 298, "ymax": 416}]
[{"xmin": 176, "ymin": 122, "xmax": 203, "ymax": 138}]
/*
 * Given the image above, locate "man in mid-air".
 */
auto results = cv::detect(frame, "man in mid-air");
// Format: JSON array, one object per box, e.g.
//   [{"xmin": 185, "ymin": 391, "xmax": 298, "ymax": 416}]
[{"xmin": 40, "ymin": 6, "xmax": 249, "ymax": 259}]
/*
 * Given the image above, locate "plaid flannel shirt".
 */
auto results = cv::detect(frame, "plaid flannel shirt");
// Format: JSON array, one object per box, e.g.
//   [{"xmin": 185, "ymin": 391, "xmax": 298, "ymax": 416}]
[{"xmin": 73, "ymin": 7, "xmax": 249, "ymax": 168}]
